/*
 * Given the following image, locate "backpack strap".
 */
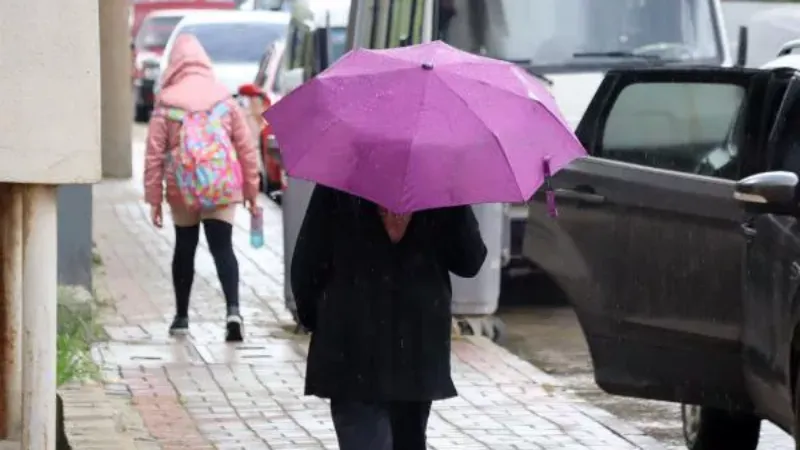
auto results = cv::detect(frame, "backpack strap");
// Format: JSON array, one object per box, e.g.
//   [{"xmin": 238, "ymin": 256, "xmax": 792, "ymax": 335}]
[
  {"xmin": 208, "ymin": 102, "xmax": 230, "ymax": 121},
  {"xmin": 154, "ymin": 107, "xmax": 186, "ymax": 122}
]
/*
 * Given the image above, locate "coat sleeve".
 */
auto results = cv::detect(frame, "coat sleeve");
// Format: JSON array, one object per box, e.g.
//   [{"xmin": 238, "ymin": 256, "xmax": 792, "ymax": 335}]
[
  {"xmin": 438, "ymin": 206, "xmax": 487, "ymax": 278},
  {"xmin": 228, "ymin": 102, "xmax": 261, "ymax": 202},
  {"xmin": 144, "ymin": 113, "xmax": 169, "ymax": 206},
  {"xmin": 290, "ymin": 185, "xmax": 335, "ymax": 331}
]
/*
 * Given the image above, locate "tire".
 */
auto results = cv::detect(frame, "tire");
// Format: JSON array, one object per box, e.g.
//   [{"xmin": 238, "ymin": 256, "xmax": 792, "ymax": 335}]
[{"xmin": 682, "ymin": 404, "xmax": 760, "ymax": 450}]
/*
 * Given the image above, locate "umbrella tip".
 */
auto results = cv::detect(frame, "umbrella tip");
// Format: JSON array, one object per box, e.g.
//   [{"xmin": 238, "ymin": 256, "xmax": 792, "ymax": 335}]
[{"xmin": 421, "ymin": 62, "xmax": 434, "ymax": 70}]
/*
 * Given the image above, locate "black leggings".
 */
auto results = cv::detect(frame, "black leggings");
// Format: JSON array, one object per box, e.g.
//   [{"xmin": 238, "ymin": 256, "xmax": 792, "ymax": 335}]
[{"xmin": 172, "ymin": 219, "xmax": 239, "ymax": 317}]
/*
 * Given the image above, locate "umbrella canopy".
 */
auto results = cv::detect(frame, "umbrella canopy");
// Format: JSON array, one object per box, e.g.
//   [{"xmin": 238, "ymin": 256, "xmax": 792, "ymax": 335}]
[{"xmin": 264, "ymin": 40, "xmax": 586, "ymax": 213}]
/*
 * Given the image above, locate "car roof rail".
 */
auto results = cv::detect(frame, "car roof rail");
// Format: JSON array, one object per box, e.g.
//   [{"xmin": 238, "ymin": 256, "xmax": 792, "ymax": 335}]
[{"xmin": 778, "ymin": 39, "xmax": 800, "ymax": 57}]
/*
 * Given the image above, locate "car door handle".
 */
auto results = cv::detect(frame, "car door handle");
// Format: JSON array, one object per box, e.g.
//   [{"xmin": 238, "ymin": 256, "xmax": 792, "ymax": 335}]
[
  {"xmin": 554, "ymin": 186, "xmax": 605, "ymax": 204},
  {"xmin": 740, "ymin": 223, "xmax": 757, "ymax": 237}
]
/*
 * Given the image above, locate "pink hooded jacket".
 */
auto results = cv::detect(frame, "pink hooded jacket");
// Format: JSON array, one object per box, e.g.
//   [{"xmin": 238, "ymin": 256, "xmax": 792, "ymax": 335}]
[{"xmin": 143, "ymin": 34, "xmax": 260, "ymax": 207}]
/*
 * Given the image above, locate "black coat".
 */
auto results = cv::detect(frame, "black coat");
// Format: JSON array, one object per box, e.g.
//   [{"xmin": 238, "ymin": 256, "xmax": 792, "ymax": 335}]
[{"xmin": 291, "ymin": 185, "xmax": 487, "ymax": 402}]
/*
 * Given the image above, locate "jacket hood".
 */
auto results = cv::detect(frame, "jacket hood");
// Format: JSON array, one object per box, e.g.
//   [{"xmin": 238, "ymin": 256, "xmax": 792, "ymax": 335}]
[{"xmin": 157, "ymin": 34, "xmax": 230, "ymax": 111}]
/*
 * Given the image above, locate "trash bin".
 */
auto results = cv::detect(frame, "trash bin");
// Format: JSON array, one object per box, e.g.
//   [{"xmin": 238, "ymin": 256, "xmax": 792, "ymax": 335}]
[
  {"xmin": 450, "ymin": 202, "xmax": 503, "ymax": 317},
  {"xmin": 282, "ymin": 181, "xmax": 503, "ymax": 329}
]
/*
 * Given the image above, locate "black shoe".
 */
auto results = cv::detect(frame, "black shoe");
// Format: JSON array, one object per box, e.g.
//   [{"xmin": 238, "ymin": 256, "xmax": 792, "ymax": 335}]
[
  {"xmin": 226, "ymin": 308, "xmax": 243, "ymax": 342},
  {"xmin": 169, "ymin": 316, "xmax": 189, "ymax": 336}
]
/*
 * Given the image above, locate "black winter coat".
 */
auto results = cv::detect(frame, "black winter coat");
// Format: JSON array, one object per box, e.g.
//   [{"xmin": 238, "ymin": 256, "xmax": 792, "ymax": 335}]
[{"xmin": 290, "ymin": 185, "xmax": 487, "ymax": 401}]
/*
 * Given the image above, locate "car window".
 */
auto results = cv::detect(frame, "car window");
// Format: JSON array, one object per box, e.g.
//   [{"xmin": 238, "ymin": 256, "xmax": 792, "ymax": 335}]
[
  {"xmin": 179, "ymin": 21, "xmax": 287, "ymax": 64},
  {"xmin": 600, "ymin": 82, "xmax": 746, "ymax": 179},
  {"xmin": 289, "ymin": 24, "xmax": 309, "ymax": 69},
  {"xmin": 302, "ymin": 30, "xmax": 316, "ymax": 79},
  {"xmin": 386, "ymin": 0, "xmax": 423, "ymax": 47},
  {"xmin": 773, "ymin": 94, "xmax": 800, "ymax": 174},
  {"xmin": 135, "ymin": 15, "xmax": 183, "ymax": 50},
  {"xmin": 328, "ymin": 27, "xmax": 349, "ymax": 62}
]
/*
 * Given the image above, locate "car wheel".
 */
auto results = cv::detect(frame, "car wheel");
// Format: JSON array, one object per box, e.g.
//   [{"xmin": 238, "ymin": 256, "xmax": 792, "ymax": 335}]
[{"xmin": 681, "ymin": 404, "xmax": 760, "ymax": 450}]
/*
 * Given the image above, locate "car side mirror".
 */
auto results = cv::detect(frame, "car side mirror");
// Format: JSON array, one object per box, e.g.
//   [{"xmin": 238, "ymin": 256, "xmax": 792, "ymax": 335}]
[
  {"xmin": 282, "ymin": 68, "xmax": 305, "ymax": 93},
  {"xmin": 734, "ymin": 171, "xmax": 798, "ymax": 206}
]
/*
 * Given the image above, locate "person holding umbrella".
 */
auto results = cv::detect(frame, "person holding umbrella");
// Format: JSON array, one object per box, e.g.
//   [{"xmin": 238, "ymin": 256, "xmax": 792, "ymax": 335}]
[
  {"xmin": 291, "ymin": 185, "xmax": 487, "ymax": 449},
  {"xmin": 265, "ymin": 41, "xmax": 586, "ymax": 449}
]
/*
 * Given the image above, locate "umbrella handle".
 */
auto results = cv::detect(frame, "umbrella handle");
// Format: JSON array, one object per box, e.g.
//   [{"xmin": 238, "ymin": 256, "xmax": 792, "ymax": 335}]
[{"xmin": 543, "ymin": 156, "xmax": 557, "ymax": 218}]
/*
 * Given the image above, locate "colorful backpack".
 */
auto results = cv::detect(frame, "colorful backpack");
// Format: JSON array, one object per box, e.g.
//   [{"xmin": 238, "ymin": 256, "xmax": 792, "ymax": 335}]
[{"xmin": 158, "ymin": 102, "xmax": 243, "ymax": 211}]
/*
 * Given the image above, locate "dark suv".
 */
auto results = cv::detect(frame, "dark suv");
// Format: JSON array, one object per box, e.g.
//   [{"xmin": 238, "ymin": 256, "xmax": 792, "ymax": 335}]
[{"xmin": 523, "ymin": 65, "xmax": 800, "ymax": 449}]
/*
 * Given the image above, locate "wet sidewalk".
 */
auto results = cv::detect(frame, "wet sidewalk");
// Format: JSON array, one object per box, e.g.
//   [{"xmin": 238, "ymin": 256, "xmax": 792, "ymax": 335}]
[{"xmin": 90, "ymin": 143, "xmax": 668, "ymax": 449}]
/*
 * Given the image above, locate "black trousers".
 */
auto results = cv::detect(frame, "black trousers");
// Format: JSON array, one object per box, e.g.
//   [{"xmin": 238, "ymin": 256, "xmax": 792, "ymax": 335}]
[{"xmin": 330, "ymin": 400, "xmax": 432, "ymax": 450}]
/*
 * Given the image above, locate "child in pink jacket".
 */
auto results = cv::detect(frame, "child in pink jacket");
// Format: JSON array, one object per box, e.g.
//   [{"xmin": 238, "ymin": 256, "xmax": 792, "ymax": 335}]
[{"xmin": 143, "ymin": 34, "xmax": 260, "ymax": 341}]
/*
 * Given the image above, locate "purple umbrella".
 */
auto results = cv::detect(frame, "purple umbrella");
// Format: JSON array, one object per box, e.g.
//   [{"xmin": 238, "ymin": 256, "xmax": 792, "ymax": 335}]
[{"xmin": 264, "ymin": 40, "xmax": 586, "ymax": 214}]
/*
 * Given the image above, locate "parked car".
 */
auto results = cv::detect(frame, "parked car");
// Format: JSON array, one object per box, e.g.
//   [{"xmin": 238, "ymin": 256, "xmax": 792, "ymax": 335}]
[
  {"xmin": 130, "ymin": 0, "xmax": 236, "ymax": 39},
  {"xmin": 238, "ymin": 39, "xmax": 288, "ymax": 196},
  {"xmin": 156, "ymin": 10, "xmax": 290, "ymax": 96},
  {"xmin": 132, "ymin": 9, "xmax": 201, "ymax": 122},
  {"xmin": 522, "ymin": 61, "xmax": 800, "ymax": 449}
]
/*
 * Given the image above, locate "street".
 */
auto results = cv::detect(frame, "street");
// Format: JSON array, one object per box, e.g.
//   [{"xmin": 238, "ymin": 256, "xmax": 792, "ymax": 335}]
[{"xmin": 127, "ymin": 122, "xmax": 795, "ymax": 449}]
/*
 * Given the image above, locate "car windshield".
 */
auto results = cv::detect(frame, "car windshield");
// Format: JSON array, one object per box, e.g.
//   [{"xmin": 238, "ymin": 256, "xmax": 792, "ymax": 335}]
[
  {"xmin": 440, "ymin": 0, "xmax": 723, "ymax": 71},
  {"xmin": 136, "ymin": 15, "xmax": 183, "ymax": 50},
  {"xmin": 329, "ymin": 27, "xmax": 348, "ymax": 62},
  {"xmin": 179, "ymin": 21, "xmax": 288, "ymax": 63}
]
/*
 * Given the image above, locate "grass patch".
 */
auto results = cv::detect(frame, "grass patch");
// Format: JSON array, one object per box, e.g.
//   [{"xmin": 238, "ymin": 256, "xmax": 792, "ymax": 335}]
[{"xmin": 57, "ymin": 286, "xmax": 104, "ymax": 386}]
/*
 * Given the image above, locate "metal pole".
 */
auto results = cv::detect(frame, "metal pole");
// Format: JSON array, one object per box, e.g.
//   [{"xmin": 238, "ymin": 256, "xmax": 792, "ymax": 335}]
[
  {"xmin": 21, "ymin": 185, "xmax": 58, "ymax": 450},
  {"xmin": 0, "ymin": 185, "xmax": 24, "ymax": 441}
]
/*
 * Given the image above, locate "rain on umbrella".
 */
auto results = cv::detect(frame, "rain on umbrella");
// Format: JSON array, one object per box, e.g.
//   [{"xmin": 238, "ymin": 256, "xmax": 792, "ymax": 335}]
[{"xmin": 264, "ymin": 40, "xmax": 586, "ymax": 214}]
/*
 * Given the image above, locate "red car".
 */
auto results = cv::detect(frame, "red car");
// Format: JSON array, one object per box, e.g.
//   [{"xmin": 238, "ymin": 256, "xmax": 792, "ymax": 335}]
[{"xmin": 130, "ymin": 0, "xmax": 236, "ymax": 121}]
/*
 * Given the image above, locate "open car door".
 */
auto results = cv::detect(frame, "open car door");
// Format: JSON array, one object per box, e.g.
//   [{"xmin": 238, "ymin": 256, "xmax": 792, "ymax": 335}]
[{"xmin": 523, "ymin": 67, "xmax": 774, "ymax": 410}]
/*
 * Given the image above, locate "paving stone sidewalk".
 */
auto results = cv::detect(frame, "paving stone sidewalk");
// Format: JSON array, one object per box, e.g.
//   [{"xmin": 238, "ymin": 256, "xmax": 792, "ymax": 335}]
[{"xmin": 90, "ymin": 149, "xmax": 668, "ymax": 448}]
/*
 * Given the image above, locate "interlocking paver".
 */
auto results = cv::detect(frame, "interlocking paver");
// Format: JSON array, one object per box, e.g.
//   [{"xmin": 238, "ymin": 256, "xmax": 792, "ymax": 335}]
[{"xmin": 88, "ymin": 138, "xmax": 669, "ymax": 449}]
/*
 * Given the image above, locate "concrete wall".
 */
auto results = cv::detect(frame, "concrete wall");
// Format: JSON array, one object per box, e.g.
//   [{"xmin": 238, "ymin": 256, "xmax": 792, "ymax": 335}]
[
  {"xmin": 0, "ymin": 0, "xmax": 101, "ymax": 184},
  {"xmin": 56, "ymin": 186, "xmax": 92, "ymax": 289}
]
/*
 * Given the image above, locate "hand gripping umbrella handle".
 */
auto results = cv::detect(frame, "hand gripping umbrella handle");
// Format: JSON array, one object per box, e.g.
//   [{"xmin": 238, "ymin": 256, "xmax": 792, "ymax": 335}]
[{"xmin": 543, "ymin": 156, "xmax": 557, "ymax": 218}]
